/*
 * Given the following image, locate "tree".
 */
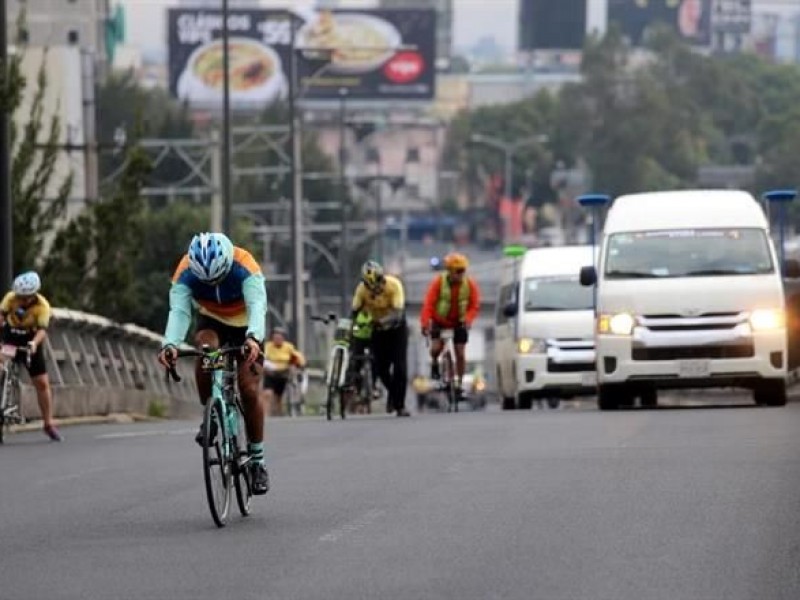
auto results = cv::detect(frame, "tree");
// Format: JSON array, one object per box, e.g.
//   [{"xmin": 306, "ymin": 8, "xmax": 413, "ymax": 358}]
[
  {"xmin": 2, "ymin": 38, "xmax": 73, "ymax": 275},
  {"xmin": 41, "ymin": 143, "xmax": 153, "ymax": 321}
]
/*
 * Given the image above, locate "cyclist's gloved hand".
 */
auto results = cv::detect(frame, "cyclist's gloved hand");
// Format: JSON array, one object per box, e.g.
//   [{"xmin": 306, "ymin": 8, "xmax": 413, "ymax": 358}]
[
  {"xmin": 421, "ymin": 325, "xmax": 430, "ymax": 337},
  {"xmin": 158, "ymin": 345, "xmax": 177, "ymax": 368},
  {"xmin": 243, "ymin": 336, "xmax": 261, "ymax": 365}
]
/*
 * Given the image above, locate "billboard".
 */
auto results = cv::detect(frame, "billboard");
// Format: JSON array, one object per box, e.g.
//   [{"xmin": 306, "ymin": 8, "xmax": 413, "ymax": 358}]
[
  {"xmin": 519, "ymin": 0, "xmax": 587, "ymax": 51},
  {"xmin": 608, "ymin": 0, "xmax": 712, "ymax": 47},
  {"xmin": 167, "ymin": 8, "xmax": 436, "ymax": 109}
]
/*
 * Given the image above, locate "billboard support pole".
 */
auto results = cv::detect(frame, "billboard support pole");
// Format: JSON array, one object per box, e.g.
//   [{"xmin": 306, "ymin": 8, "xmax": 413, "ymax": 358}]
[
  {"xmin": 0, "ymin": 0, "xmax": 13, "ymax": 291},
  {"xmin": 288, "ymin": 14, "xmax": 306, "ymax": 351},
  {"xmin": 221, "ymin": 0, "xmax": 232, "ymax": 236},
  {"xmin": 338, "ymin": 87, "xmax": 349, "ymax": 316}
]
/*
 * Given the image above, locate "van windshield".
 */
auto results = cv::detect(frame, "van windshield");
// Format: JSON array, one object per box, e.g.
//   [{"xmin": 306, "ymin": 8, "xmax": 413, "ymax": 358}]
[
  {"xmin": 605, "ymin": 228, "xmax": 774, "ymax": 279},
  {"xmin": 524, "ymin": 277, "xmax": 593, "ymax": 311}
]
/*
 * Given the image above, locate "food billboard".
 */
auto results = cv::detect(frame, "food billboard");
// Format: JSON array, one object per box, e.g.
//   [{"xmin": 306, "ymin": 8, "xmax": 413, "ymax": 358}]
[{"xmin": 167, "ymin": 8, "xmax": 436, "ymax": 109}]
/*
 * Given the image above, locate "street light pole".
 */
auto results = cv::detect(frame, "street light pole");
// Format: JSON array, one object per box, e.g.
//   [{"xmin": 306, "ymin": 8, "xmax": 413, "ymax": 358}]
[
  {"xmin": 0, "ymin": 0, "xmax": 12, "ymax": 291},
  {"xmin": 288, "ymin": 16, "xmax": 306, "ymax": 350},
  {"xmin": 469, "ymin": 133, "xmax": 549, "ymax": 243},
  {"xmin": 220, "ymin": 0, "xmax": 232, "ymax": 236}
]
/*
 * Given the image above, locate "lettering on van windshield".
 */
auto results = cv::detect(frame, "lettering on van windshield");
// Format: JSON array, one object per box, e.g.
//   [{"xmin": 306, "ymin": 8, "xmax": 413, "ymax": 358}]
[{"xmin": 605, "ymin": 228, "xmax": 774, "ymax": 279}]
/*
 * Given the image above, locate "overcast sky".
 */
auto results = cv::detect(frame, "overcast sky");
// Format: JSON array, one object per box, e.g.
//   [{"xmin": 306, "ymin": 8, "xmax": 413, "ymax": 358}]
[{"xmin": 118, "ymin": 0, "xmax": 519, "ymax": 55}]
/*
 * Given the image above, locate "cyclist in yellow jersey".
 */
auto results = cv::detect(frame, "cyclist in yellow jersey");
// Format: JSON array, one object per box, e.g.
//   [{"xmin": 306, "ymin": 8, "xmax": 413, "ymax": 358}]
[
  {"xmin": 261, "ymin": 326, "xmax": 306, "ymax": 417},
  {"xmin": 350, "ymin": 260, "xmax": 410, "ymax": 417},
  {"xmin": 0, "ymin": 272, "xmax": 61, "ymax": 441}
]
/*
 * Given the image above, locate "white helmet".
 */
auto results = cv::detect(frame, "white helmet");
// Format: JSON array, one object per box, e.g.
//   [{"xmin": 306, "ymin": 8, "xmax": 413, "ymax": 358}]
[
  {"xmin": 187, "ymin": 232, "xmax": 234, "ymax": 283},
  {"xmin": 13, "ymin": 271, "xmax": 41, "ymax": 296}
]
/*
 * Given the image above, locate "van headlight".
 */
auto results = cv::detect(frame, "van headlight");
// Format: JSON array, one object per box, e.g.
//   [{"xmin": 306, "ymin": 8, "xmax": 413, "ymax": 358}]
[
  {"xmin": 598, "ymin": 313, "xmax": 636, "ymax": 336},
  {"xmin": 518, "ymin": 338, "xmax": 546, "ymax": 354},
  {"xmin": 749, "ymin": 309, "xmax": 785, "ymax": 331}
]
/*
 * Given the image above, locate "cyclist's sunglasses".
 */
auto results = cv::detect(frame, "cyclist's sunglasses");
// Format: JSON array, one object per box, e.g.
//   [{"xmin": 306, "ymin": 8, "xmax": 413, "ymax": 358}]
[{"xmin": 451, "ymin": 269, "xmax": 466, "ymax": 275}]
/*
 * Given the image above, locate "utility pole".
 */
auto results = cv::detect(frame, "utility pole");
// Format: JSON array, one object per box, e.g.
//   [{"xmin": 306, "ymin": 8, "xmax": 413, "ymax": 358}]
[
  {"xmin": 0, "ymin": 0, "xmax": 12, "ymax": 291},
  {"xmin": 221, "ymin": 0, "xmax": 232, "ymax": 235},
  {"xmin": 288, "ymin": 16, "xmax": 306, "ymax": 351}
]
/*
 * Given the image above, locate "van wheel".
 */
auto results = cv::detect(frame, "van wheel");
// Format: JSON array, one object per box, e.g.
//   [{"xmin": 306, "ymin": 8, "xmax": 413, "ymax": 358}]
[
  {"xmin": 597, "ymin": 384, "xmax": 629, "ymax": 411},
  {"xmin": 502, "ymin": 396, "xmax": 517, "ymax": 410},
  {"xmin": 753, "ymin": 380, "xmax": 787, "ymax": 407},
  {"xmin": 640, "ymin": 389, "xmax": 658, "ymax": 408},
  {"xmin": 517, "ymin": 393, "xmax": 533, "ymax": 410},
  {"xmin": 546, "ymin": 397, "xmax": 561, "ymax": 409}
]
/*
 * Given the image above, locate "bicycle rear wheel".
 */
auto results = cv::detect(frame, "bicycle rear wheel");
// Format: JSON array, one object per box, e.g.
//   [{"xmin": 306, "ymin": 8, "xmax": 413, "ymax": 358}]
[
  {"xmin": 0, "ymin": 369, "xmax": 7, "ymax": 444},
  {"xmin": 203, "ymin": 398, "xmax": 231, "ymax": 527},
  {"xmin": 232, "ymin": 405, "xmax": 252, "ymax": 517}
]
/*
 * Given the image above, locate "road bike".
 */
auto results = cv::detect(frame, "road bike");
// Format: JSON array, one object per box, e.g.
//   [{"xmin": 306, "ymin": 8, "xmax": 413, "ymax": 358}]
[
  {"xmin": 0, "ymin": 344, "xmax": 30, "ymax": 444},
  {"xmin": 166, "ymin": 345, "xmax": 254, "ymax": 528},
  {"xmin": 283, "ymin": 367, "xmax": 308, "ymax": 417},
  {"xmin": 313, "ymin": 313, "xmax": 351, "ymax": 421}
]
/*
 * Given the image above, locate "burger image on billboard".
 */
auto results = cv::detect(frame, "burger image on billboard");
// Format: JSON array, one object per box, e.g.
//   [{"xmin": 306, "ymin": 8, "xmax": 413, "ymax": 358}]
[
  {"xmin": 298, "ymin": 11, "xmax": 401, "ymax": 74},
  {"xmin": 177, "ymin": 37, "xmax": 287, "ymax": 104}
]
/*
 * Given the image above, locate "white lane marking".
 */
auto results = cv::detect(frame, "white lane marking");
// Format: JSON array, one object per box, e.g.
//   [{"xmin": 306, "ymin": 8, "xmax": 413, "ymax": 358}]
[
  {"xmin": 319, "ymin": 508, "xmax": 386, "ymax": 543},
  {"xmin": 95, "ymin": 428, "xmax": 194, "ymax": 440},
  {"xmin": 37, "ymin": 466, "xmax": 110, "ymax": 485}
]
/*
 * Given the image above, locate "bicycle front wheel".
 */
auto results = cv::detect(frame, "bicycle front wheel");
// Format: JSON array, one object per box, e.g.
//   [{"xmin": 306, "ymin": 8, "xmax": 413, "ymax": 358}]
[
  {"xmin": 232, "ymin": 406, "xmax": 252, "ymax": 517},
  {"xmin": 203, "ymin": 398, "xmax": 231, "ymax": 527},
  {"xmin": 443, "ymin": 354, "xmax": 457, "ymax": 413},
  {"xmin": 326, "ymin": 353, "xmax": 342, "ymax": 421}
]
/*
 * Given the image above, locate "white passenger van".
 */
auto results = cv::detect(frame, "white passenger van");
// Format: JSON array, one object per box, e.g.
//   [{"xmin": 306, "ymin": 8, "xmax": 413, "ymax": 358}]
[
  {"xmin": 495, "ymin": 245, "xmax": 597, "ymax": 410},
  {"xmin": 580, "ymin": 190, "xmax": 789, "ymax": 409}
]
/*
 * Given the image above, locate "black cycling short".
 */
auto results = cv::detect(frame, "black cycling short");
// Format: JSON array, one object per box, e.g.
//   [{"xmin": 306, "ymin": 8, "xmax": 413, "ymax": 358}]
[
  {"xmin": 263, "ymin": 373, "xmax": 288, "ymax": 396},
  {"xmin": 1, "ymin": 327, "xmax": 47, "ymax": 378},
  {"xmin": 195, "ymin": 314, "xmax": 248, "ymax": 348},
  {"xmin": 430, "ymin": 322, "xmax": 468, "ymax": 345}
]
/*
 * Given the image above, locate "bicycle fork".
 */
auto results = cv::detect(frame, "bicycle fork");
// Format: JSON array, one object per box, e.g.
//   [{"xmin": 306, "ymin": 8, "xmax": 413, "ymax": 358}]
[{"xmin": 326, "ymin": 345, "xmax": 350, "ymax": 389}]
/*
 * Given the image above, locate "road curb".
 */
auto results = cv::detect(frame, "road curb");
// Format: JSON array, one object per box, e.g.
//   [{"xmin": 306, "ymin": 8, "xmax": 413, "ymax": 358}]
[{"xmin": 9, "ymin": 413, "xmax": 163, "ymax": 433}]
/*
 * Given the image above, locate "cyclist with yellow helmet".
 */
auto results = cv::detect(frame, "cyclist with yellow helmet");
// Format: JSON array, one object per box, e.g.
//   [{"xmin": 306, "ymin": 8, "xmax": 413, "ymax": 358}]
[
  {"xmin": 420, "ymin": 252, "xmax": 481, "ymax": 402},
  {"xmin": 351, "ymin": 260, "xmax": 410, "ymax": 417}
]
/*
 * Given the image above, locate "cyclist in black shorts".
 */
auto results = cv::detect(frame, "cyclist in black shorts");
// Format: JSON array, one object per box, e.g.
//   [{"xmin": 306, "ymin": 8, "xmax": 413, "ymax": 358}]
[{"xmin": 157, "ymin": 233, "xmax": 270, "ymax": 495}]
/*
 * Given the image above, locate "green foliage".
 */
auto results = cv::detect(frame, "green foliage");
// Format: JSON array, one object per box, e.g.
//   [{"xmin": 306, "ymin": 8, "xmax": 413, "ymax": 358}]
[
  {"xmin": 6, "ymin": 44, "xmax": 73, "ymax": 274},
  {"xmin": 445, "ymin": 27, "xmax": 800, "ymax": 218}
]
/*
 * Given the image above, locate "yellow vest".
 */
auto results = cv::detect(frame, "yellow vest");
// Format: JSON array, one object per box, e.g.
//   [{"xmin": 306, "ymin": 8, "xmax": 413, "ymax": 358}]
[{"xmin": 435, "ymin": 274, "xmax": 470, "ymax": 320}]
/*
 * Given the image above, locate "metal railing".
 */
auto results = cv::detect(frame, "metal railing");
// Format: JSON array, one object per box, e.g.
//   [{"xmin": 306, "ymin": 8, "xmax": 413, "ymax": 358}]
[{"xmin": 41, "ymin": 308, "xmax": 198, "ymax": 402}]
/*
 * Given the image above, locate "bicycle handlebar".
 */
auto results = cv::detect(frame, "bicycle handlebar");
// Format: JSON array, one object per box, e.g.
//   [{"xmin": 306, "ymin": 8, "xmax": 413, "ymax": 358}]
[
  {"xmin": 1, "ymin": 344, "xmax": 32, "ymax": 368},
  {"xmin": 164, "ymin": 345, "xmax": 262, "ymax": 383}
]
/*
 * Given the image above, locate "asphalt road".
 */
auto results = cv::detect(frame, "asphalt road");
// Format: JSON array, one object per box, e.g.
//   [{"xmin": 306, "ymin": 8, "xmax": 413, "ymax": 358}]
[{"xmin": 1, "ymin": 399, "xmax": 799, "ymax": 600}]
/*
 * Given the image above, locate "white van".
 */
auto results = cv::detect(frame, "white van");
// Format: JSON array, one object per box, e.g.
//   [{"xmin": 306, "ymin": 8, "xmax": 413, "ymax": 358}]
[
  {"xmin": 495, "ymin": 245, "xmax": 597, "ymax": 410},
  {"xmin": 581, "ymin": 190, "xmax": 789, "ymax": 409}
]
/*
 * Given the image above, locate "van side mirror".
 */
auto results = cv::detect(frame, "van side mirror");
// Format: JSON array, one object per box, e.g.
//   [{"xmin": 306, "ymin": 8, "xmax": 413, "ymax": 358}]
[
  {"xmin": 784, "ymin": 259, "xmax": 800, "ymax": 279},
  {"xmin": 503, "ymin": 302, "xmax": 518, "ymax": 318},
  {"xmin": 580, "ymin": 266, "xmax": 597, "ymax": 287}
]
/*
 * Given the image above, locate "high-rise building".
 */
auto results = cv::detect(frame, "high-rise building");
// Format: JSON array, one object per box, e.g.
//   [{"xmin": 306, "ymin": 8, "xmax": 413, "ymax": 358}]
[{"xmin": 7, "ymin": 0, "xmax": 111, "ymax": 66}]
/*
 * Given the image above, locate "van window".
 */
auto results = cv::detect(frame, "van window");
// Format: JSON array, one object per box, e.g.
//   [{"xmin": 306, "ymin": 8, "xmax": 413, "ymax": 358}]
[
  {"xmin": 605, "ymin": 228, "xmax": 774, "ymax": 279},
  {"xmin": 524, "ymin": 277, "xmax": 593, "ymax": 311}
]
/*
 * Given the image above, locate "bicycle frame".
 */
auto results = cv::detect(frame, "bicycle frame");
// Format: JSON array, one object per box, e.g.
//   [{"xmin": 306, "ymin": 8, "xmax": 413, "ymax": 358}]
[{"xmin": 0, "ymin": 345, "xmax": 31, "ymax": 440}]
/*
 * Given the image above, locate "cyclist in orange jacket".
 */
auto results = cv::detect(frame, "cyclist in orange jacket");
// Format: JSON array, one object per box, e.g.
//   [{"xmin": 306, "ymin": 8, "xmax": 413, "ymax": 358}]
[{"xmin": 420, "ymin": 252, "xmax": 481, "ymax": 401}]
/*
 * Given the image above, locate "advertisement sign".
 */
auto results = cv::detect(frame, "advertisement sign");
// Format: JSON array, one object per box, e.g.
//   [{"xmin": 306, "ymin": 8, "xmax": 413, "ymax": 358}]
[
  {"xmin": 167, "ymin": 8, "xmax": 436, "ymax": 109},
  {"xmin": 608, "ymin": 0, "xmax": 712, "ymax": 47},
  {"xmin": 518, "ymin": 0, "xmax": 587, "ymax": 51},
  {"xmin": 296, "ymin": 9, "xmax": 436, "ymax": 101}
]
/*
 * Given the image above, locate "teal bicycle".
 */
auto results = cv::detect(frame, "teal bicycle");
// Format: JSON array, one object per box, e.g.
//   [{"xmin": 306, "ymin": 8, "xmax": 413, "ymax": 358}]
[{"xmin": 166, "ymin": 345, "xmax": 253, "ymax": 528}]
